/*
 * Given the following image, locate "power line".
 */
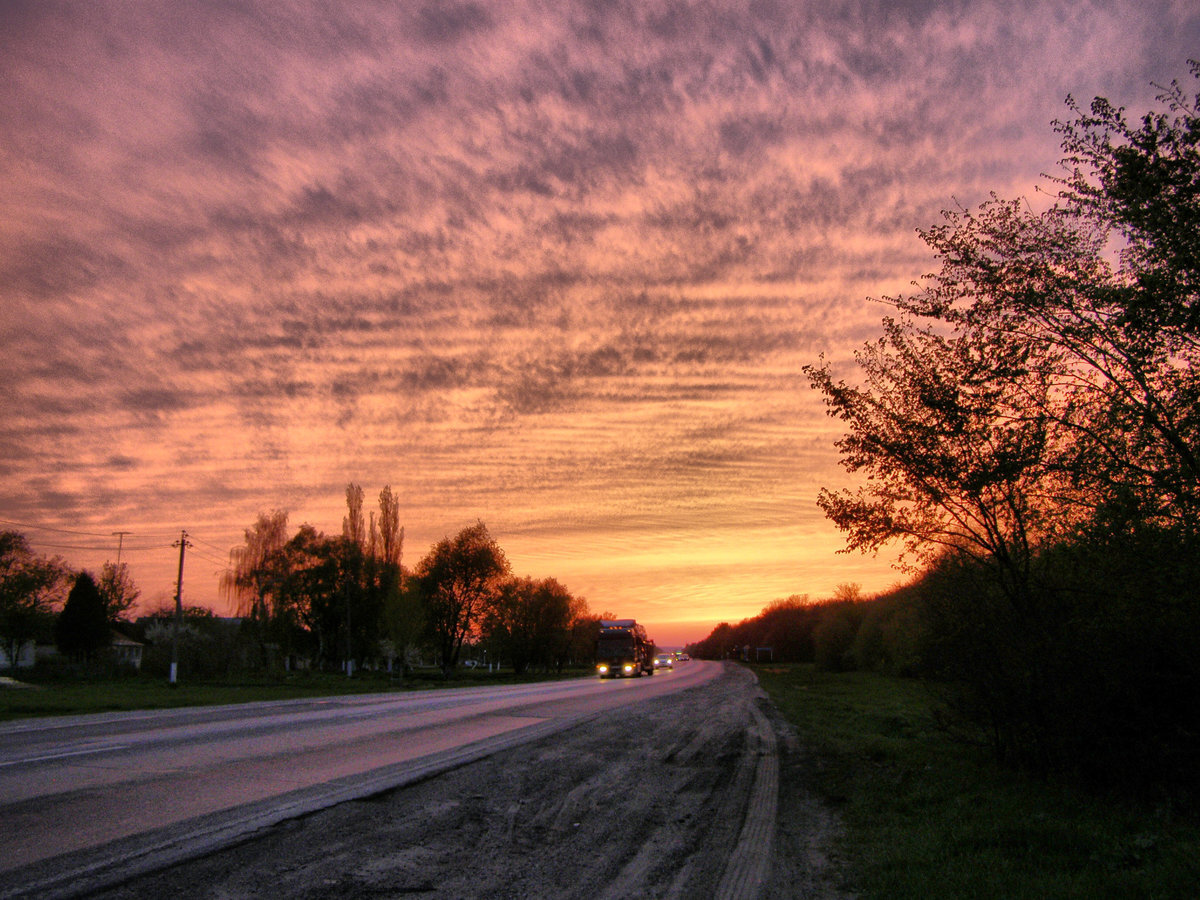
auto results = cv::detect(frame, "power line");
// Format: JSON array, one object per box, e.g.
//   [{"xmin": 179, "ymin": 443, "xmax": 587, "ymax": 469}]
[
  {"xmin": 0, "ymin": 517, "xmax": 177, "ymax": 543},
  {"xmin": 187, "ymin": 534, "xmax": 231, "ymax": 555},
  {"xmin": 0, "ymin": 517, "xmax": 126, "ymax": 538},
  {"xmin": 186, "ymin": 548, "xmax": 231, "ymax": 569},
  {"xmin": 28, "ymin": 539, "xmax": 174, "ymax": 552}
]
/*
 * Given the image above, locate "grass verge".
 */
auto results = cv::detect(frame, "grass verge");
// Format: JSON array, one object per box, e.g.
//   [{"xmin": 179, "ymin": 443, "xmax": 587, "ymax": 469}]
[
  {"xmin": 0, "ymin": 667, "xmax": 588, "ymax": 722},
  {"xmin": 754, "ymin": 663, "xmax": 1200, "ymax": 899}
]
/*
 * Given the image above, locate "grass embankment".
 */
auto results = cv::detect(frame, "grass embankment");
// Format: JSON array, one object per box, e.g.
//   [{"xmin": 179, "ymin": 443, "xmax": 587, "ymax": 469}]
[
  {"xmin": 754, "ymin": 664, "xmax": 1199, "ymax": 900},
  {"xmin": 0, "ymin": 668, "xmax": 585, "ymax": 722}
]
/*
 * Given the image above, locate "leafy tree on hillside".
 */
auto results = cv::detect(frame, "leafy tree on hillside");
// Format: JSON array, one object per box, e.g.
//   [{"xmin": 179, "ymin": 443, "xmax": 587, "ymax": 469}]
[
  {"xmin": 887, "ymin": 65, "xmax": 1200, "ymax": 528},
  {"xmin": 806, "ymin": 66, "xmax": 1200, "ymax": 784},
  {"xmin": 805, "ymin": 311, "xmax": 1069, "ymax": 610}
]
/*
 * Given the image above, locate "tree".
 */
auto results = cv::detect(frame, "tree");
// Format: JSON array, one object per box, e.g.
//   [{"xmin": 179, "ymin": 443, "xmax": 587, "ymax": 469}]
[
  {"xmin": 221, "ymin": 510, "xmax": 290, "ymax": 668},
  {"xmin": 896, "ymin": 195, "xmax": 1198, "ymax": 529},
  {"xmin": 343, "ymin": 483, "xmax": 366, "ymax": 548},
  {"xmin": 1053, "ymin": 66, "xmax": 1200, "ymax": 522},
  {"xmin": 339, "ymin": 483, "xmax": 386, "ymax": 674},
  {"xmin": 139, "ymin": 602, "xmax": 238, "ymax": 679},
  {"xmin": 373, "ymin": 485, "xmax": 409, "ymax": 672},
  {"xmin": 568, "ymin": 610, "xmax": 602, "ymax": 669},
  {"xmin": 532, "ymin": 578, "xmax": 579, "ymax": 673},
  {"xmin": 273, "ymin": 524, "xmax": 344, "ymax": 667},
  {"xmin": 382, "ymin": 576, "xmax": 424, "ymax": 676},
  {"xmin": 805, "ymin": 67, "xmax": 1200, "ymax": 784},
  {"xmin": 55, "ymin": 572, "xmax": 111, "ymax": 663},
  {"xmin": 0, "ymin": 531, "xmax": 70, "ymax": 673},
  {"xmin": 805, "ymin": 312, "xmax": 1067, "ymax": 611},
  {"xmin": 97, "ymin": 561, "xmax": 140, "ymax": 623},
  {"xmin": 1056, "ymin": 61, "xmax": 1200, "ymax": 336},
  {"xmin": 222, "ymin": 510, "xmax": 289, "ymax": 619},
  {"xmin": 376, "ymin": 485, "xmax": 404, "ymax": 577},
  {"xmin": 887, "ymin": 66, "xmax": 1200, "ymax": 530},
  {"xmin": 832, "ymin": 582, "xmax": 863, "ymax": 603},
  {"xmin": 486, "ymin": 577, "xmax": 585, "ymax": 674},
  {"xmin": 417, "ymin": 521, "xmax": 510, "ymax": 675}
]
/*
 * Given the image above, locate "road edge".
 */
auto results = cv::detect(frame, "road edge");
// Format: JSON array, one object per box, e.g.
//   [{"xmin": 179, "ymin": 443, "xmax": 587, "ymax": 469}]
[{"xmin": 0, "ymin": 710, "xmax": 603, "ymax": 900}]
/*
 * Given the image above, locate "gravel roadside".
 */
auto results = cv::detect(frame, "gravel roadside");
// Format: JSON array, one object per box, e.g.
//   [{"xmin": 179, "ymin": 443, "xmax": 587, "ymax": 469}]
[{"xmin": 92, "ymin": 663, "xmax": 850, "ymax": 899}]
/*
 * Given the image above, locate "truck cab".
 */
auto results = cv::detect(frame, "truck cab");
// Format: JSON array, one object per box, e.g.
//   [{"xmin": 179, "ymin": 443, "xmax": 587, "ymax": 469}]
[{"xmin": 595, "ymin": 619, "xmax": 655, "ymax": 678}]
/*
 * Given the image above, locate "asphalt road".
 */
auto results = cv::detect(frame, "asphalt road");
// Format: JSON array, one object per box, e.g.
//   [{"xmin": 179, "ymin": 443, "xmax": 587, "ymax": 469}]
[{"xmin": 0, "ymin": 662, "xmax": 728, "ymax": 897}]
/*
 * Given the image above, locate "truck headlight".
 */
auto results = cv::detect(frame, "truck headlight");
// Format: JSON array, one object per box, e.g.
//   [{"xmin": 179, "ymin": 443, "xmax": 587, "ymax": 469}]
[
  {"xmin": 597, "ymin": 664, "xmax": 608, "ymax": 674},
  {"xmin": 623, "ymin": 664, "xmax": 634, "ymax": 673}
]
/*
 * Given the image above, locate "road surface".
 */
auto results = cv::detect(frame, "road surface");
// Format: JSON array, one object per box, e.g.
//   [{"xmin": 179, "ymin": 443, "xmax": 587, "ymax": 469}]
[{"xmin": 0, "ymin": 662, "xmax": 847, "ymax": 899}]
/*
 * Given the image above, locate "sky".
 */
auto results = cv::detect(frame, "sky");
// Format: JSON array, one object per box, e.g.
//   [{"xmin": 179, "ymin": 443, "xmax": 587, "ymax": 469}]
[{"xmin": 2, "ymin": 1, "xmax": 1197, "ymax": 647}]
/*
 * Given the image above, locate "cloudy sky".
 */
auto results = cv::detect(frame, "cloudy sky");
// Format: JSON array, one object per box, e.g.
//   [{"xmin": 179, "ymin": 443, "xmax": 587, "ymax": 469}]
[{"xmin": 2, "ymin": 1, "xmax": 1196, "ymax": 645}]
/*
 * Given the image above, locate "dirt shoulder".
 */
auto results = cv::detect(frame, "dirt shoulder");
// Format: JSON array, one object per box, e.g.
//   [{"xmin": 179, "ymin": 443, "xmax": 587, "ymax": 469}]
[{"xmin": 93, "ymin": 663, "xmax": 849, "ymax": 899}]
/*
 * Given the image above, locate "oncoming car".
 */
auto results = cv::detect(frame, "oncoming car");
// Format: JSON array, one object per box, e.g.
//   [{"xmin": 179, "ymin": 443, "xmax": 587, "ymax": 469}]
[{"xmin": 653, "ymin": 653, "xmax": 675, "ymax": 670}]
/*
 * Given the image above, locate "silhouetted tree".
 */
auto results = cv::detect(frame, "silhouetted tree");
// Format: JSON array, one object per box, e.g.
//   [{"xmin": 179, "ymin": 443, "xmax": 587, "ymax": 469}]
[
  {"xmin": 382, "ymin": 575, "xmax": 424, "ymax": 676},
  {"xmin": 805, "ymin": 66, "xmax": 1200, "ymax": 787},
  {"xmin": 139, "ymin": 603, "xmax": 238, "ymax": 679},
  {"xmin": 222, "ymin": 510, "xmax": 290, "ymax": 669},
  {"xmin": 0, "ymin": 531, "xmax": 70, "ymax": 673},
  {"xmin": 55, "ymin": 572, "xmax": 110, "ymax": 663},
  {"xmin": 97, "ymin": 561, "xmax": 140, "ymax": 623},
  {"xmin": 417, "ymin": 521, "xmax": 509, "ymax": 675},
  {"xmin": 484, "ymin": 576, "xmax": 578, "ymax": 674},
  {"xmin": 805, "ymin": 311, "xmax": 1066, "ymax": 613},
  {"xmin": 273, "ymin": 524, "xmax": 344, "ymax": 667}
]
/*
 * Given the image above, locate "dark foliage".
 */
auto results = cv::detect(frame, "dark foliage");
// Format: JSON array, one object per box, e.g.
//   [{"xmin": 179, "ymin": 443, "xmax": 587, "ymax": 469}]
[
  {"xmin": 55, "ymin": 572, "xmax": 111, "ymax": 663},
  {"xmin": 1, "ymin": 531, "xmax": 70, "ymax": 672},
  {"xmin": 688, "ymin": 595, "xmax": 913, "ymax": 673},
  {"xmin": 790, "ymin": 67, "xmax": 1200, "ymax": 798},
  {"xmin": 417, "ymin": 521, "xmax": 510, "ymax": 675}
]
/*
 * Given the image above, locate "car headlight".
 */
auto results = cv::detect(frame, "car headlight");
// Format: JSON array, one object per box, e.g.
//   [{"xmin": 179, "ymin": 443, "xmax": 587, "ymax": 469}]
[
  {"xmin": 597, "ymin": 665, "xmax": 608, "ymax": 673},
  {"xmin": 623, "ymin": 664, "xmax": 634, "ymax": 673}
]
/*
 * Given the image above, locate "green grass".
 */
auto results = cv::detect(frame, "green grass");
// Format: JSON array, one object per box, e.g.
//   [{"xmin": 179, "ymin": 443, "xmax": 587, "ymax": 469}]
[
  {"xmin": 754, "ymin": 663, "xmax": 1200, "ymax": 899},
  {"xmin": 0, "ymin": 667, "xmax": 588, "ymax": 721}
]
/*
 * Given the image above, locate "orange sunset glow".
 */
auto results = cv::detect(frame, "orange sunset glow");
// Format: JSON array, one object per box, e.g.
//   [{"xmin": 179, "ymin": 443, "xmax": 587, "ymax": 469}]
[{"xmin": 3, "ymin": 2, "xmax": 1197, "ymax": 647}]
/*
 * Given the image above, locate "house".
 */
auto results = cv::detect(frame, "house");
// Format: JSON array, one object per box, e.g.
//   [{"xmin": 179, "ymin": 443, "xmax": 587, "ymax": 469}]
[
  {"xmin": 0, "ymin": 639, "xmax": 35, "ymax": 670},
  {"xmin": 110, "ymin": 629, "xmax": 144, "ymax": 670}
]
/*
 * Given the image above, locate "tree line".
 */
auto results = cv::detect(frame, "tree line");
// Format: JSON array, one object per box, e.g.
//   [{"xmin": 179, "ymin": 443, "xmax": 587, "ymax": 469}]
[
  {"xmin": 1, "ymin": 529, "xmax": 140, "ymax": 672},
  {"xmin": 219, "ymin": 485, "xmax": 602, "ymax": 678},
  {"xmin": 696, "ymin": 65, "xmax": 1200, "ymax": 797},
  {"xmin": 0, "ymin": 485, "xmax": 603, "ymax": 679}
]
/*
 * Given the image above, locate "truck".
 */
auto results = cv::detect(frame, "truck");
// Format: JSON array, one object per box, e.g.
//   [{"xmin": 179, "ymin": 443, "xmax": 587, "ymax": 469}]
[{"xmin": 595, "ymin": 619, "xmax": 655, "ymax": 678}]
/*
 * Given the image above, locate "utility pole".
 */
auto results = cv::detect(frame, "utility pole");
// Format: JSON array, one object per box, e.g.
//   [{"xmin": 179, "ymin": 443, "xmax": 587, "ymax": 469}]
[
  {"xmin": 345, "ymin": 572, "xmax": 354, "ymax": 678},
  {"xmin": 111, "ymin": 531, "xmax": 132, "ymax": 567},
  {"xmin": 170, "ymin": 530, "xmax": 191, "ymax": 686}
]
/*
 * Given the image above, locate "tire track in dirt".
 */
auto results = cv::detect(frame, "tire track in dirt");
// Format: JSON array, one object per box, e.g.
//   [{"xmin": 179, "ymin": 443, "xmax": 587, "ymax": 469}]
[{"xmin": 87, "ymin": 664, "xmax": 847, "ymax": 899}]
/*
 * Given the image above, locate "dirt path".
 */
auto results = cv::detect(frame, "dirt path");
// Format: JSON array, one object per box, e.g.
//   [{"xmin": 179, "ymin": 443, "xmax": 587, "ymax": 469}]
[{"xmin": 92, "ymin": 663, "xmax": 849, "ymax": 899}]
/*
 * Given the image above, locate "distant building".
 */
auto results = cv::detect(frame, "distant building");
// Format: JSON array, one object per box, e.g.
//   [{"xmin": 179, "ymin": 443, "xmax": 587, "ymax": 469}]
[
  {"xmin": 110, "ymin": 630, "xmax": 144, "ymax": 670},
  {"xmin": 0, "ymin": 640, "xmax": 35, "ymax": 670}
]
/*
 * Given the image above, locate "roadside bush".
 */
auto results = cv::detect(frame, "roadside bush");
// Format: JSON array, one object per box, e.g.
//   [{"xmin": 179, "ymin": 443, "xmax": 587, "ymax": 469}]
[
  {"xmin": 139, "ymin": 611, "xmax": 243, "ymax": 680},
  {"xmin": 851, "ymin": 590, "xmax": 923, "ymax": 675},
  {"xmin": 915, "ymin": 529, "xmax": 1200, "ymax": 797},
  {"xmin": 757, "ymin": 596, "xmax": 820, "ymax": 662},
  {"xmin": 813, "ymin": 601, "xmax": 861, "ymax": 672}
]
